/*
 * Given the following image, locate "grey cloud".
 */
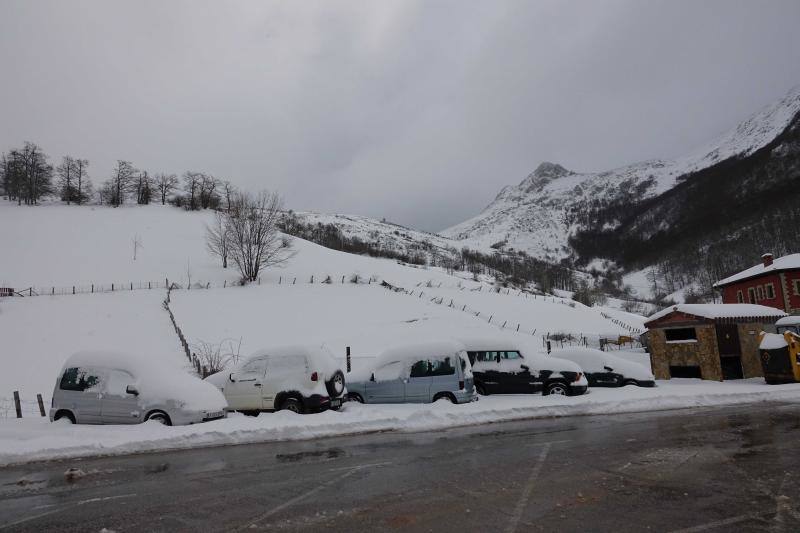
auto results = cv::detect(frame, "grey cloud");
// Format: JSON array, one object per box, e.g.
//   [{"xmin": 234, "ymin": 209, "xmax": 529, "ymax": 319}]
[{"xmin": 1, "ymin": 0, "xmax": 799, "ymax": 231}]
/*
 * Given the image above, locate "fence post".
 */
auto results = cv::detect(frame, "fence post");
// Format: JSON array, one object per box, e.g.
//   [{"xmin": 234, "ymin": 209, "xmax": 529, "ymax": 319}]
[
  {"xmin": 502, "ymin": 320, "xmax": 506, "ymax": 328},
  {"xmin": 224, "ymin": 280, "xmax": 227, "ymax": 288},
  {"xmin": 13, "ymin": 391, "xmax": 22, "ymax": 418},
  {"xmin": 293, "ymin": 277, "xmax": 297, "ymax": 285},
  {"xmin": 278, "ymin": 277, "xmax": 281, "ymax": 285},
  {"xmin": 72, "ymin": 286, "xmax": 75, "ymax": 295},
  {"xmin": 112, "ymin": 283, "xmax": 114, "ymax": 292},
  {"xmin": 462, "ymin": 305, "xmax": 466, "ymax": 311},
  {"xmin": 488, "ymin": 315, "xmax": 493, "ymax": 323},
  {"xmin": 91, "ymin": 284, "xmax": 94, "ymax": 293},
  {"xmin": 130, "ymin": 282, "xmax": 133, "ymax": 291},
  {"xmin": 517, "ymin": 323, "xmax": 520, "ymax": 332},
  {"xmin": 310, "ymin": 275, "xmax": 314, "ymax": 284},
  {"xmin": 52, "ymin": 287, "xmax": 54, "ymax": 295},
  {"xmin": 36, "ymin": 394, "xmax": 46, "ymax": 417},
  {"xmin": 346, "ymin": 346, "xmax": 351, "ymax": 373},
  {"xmin": 342, "ymin": 275, "xmax": 345, "ymax": 284},
  {"xmin": 149, "ymin": 281, "xmax": 151, "ymax": 289}
]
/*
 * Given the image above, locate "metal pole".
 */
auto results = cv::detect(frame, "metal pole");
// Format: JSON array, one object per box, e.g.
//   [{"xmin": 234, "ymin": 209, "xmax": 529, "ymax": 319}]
[{"xmin": 37, "ymin": 394, "xmax": 46, "ymax": 417}]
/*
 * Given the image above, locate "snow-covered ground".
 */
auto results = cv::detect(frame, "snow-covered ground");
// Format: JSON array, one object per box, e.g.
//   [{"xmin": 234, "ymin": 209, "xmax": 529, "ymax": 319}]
[
  {"xmin": 3, "ymin": 202, "xmax": 799, "ymax": 467},
  {"xmin": 2, "ymin": 379, "xmax": 800, "ymax": 466}
]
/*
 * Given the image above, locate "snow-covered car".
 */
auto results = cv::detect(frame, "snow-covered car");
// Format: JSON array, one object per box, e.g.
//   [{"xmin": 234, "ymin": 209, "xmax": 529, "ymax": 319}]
[
  {"xmin": 50, "ymin": 351, "xmax": 228, "ymax": 426},
  {"xmin": 462, "ymin": 338, "xmax": 588, "ymax": 396},
  {"xmin": 346, "ymin": 340, "xmax": 477, "ymax": 404},
  {"xmin": 205, "ymin": 345, "xmax": 346, "ymax": 414},
  {"xmin": 552, "ymin": 347, "xmax": 655, "ymax": 387}
]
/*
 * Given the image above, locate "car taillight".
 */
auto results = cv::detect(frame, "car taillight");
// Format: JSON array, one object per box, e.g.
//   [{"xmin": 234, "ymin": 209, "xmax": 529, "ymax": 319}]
[
  {"xmin": 573, "ymin": 373, "xmax": 583, "ymax": 383},
  {"xmin": 459, "ymin": 380, "xmax": 464, "ymax": 390},
  {"xmin": 310, "ymin": 372, "xmax": 319, "ymax": 382}
]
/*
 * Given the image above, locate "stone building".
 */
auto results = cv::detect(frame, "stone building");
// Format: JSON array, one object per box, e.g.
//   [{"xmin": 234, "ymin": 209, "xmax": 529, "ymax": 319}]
[{"xmin": 644, "ymin": 304, "xmax": 786, "ymax": 381}]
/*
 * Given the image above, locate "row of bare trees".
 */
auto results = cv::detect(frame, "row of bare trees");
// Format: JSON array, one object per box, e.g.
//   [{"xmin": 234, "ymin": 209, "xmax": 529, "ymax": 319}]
[
  {"xmin": 206, "ymin": 191, "xmax": 294, "ymax": 283},
  {"xmin": 1, "ymin": 142, "xmax": 238, "ymax": 210}
]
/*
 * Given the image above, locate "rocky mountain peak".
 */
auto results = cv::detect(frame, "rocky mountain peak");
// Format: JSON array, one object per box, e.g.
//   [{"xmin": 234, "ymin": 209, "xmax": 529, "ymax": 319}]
[{"xmin": 519, "ymin": 162, "xmax": 573, "ymax": 192}]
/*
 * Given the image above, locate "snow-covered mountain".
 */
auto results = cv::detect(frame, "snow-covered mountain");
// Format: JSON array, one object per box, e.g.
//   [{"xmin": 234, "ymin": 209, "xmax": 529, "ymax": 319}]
[{"xmin": 442, "ymin": 85, "xmax": 800, "ymax": 261}]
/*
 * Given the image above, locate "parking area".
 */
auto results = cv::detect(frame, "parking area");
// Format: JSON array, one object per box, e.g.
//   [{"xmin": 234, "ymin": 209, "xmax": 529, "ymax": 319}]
[{"xmin": 2, "ymin": 402, "xmax": 800, "ymax": 532}]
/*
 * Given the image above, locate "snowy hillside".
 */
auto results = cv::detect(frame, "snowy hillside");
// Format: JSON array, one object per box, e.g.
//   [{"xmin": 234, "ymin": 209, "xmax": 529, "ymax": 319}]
[
  {"xmin": 442, "ymin": 85, "xmax": 800, "ymax": 260},
  {"xmin": 291, "ymin": 211, "xmax": 487, "ymax": 263},
  {"xmin": 0, "ymin": 203, "xmax": 636, "ymax": 407}
]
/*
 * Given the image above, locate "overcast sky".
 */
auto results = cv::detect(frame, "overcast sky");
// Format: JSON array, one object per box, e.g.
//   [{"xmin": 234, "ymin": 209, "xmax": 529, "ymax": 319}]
[{"xmin": 1, "ymin": 1, "xmax": 799, "ymax": 231}]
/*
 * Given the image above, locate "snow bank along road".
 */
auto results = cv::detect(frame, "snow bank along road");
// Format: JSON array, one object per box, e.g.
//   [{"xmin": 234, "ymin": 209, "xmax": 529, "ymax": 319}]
[
  {"xmin": 3, "ymin": 379, "xmax": 800, "ymax": 466},
  {"xmin": 2, "ymin": 403, "xmax": 799, "ymax": 532}
]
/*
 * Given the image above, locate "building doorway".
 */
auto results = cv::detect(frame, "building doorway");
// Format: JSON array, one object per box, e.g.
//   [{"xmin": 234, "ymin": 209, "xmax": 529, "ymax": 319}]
[{"xmin": 716, "ymin": 324, "xmax": 744, "ymax": 379}]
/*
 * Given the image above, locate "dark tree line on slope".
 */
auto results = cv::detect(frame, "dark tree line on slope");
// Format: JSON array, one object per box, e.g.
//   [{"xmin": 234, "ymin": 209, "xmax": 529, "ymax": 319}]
[
  {"xmin": 568, "ymin": 111, "xmax": 800, "ymax": 302},
  {"xmin": 1, "ymin": 141, "xmax": 237, "ymax": 210},
  {"xmin": 278, "ymin": 212, "xmax": 578, "ymax": 293}
]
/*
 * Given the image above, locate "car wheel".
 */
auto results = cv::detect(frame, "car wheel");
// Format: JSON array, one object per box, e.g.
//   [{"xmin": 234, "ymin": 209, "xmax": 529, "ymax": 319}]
[
  {"xmin": 623, "ymin": 379, "xmax": 639, "ymax": 387},
  {"xmin": 53, "ymin": 410, "xmax": 75, "ymax": 424},
  {"xmin": 433, "ymin": 393, "xmax": 457, "ymax": 404},
  {"xmin": 145, "ymin": 411, "xmax": 172, "ymax": 425},
  {"xmin": 347, "ymin": 393, "xmax": 364, "ymax": 403},
  {"xmin": 326, "ymin": 370, "xmax": 346, "ymax": 397},
  {"xmin": 280, "ymin": 398, "xmax": 304, "ymax": 414},
  {"xmin": 476, "ymin": 384, "xmax": 487, "ymax": 396},
  {"xmin": 544, "ymin": 382, "xmax": 568, "ymax": 396}
]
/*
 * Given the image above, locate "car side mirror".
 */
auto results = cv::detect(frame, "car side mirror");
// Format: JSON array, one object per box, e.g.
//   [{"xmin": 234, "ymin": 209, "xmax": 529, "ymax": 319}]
[
  {"xmin": 370, "ymin": 373, "xmax": 375, "ymax": 382},
  {"xmin": 520, "ymin": 364, "xmax": 530, "ymax": 371},
  {"xmin": 126, "ymin": 385, "xmax": 139, "ymax": 396},
  {"xmin": 229, "ymin": 373, "xmax": 236, "ymax": 383},
  {"xmin": 604, "ymin": 365, "xmax": 613, "ymax": 372}
]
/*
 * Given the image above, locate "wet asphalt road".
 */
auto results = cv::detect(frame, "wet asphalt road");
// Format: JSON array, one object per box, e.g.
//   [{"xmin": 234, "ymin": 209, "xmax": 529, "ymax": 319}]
[{"xmin": 1, "ymin": 403, "xmax": 800, "ymax": 532}]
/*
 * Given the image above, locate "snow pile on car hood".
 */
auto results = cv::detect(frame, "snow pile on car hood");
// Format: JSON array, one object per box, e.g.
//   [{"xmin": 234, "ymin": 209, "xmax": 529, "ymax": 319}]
[{"xmin": 60, "ymin": 351, "xmax": 226, "ymax": 412}]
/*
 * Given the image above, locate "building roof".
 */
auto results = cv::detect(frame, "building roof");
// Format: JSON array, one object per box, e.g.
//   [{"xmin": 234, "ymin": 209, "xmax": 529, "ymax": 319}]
[
  {"xmin": 714, "ymin": 253, "xmax": 800, "ymax": 287},
  {"xmin": 646, "ymin": 303, "xmax": 786, "ymax": 326}
]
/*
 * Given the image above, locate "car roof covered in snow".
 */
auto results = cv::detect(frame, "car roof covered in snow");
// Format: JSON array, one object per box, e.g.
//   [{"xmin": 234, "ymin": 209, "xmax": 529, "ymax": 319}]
[
  {"xmin": 62, "ymin": 350, "xmax": 158, "ymax": 373},
  {"xmin": 377, "ymin": 340, "xmax": 467, "ymax": 363},
  {"xmin": 244, "ymin": 344, "xmax": 340, "ymax": 372},
  {"xmin": 776, "ymin": 316, "xmax": 800, "ymax": 326},
  {"xmin": 713, "ymin": 253, "xmax": 800, "ymax": 287},
  {"xmin": 646, "ymin": 303, "xmax": 786, "ymax": 325},
  {"xmin": 458, "ymin": 336, "xmax": 524, "ymax": 352}
]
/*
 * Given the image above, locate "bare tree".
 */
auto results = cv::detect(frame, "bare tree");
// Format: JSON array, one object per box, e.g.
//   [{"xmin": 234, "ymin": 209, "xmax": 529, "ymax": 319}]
[
  {"xmin": 104, "ymin": 160, "xmax": 136, "ymax": 207},
  {"xmin": 225, "ymin": 191, "xmax": 294, "ymax": 282},
  {"xmin": 154, "ymin": 173, "xmax": 178, "ymax": 204},
  {"xmin": 198, "ymin": 173, "xmax": 219, "ymax": 209},
  {"xmin": 221, "ymin": 180, "xmax": 236, "ymax": 212},
  {"xmin": 134, "ymin": 171, "xmax": 153, "ymax": 204},
  {"xmin": 182, "ymin": 171, "xmax": 203, "ymax": 210},
  {"xmin": 56, "ymin": 155, "xmax": 77, "ymax": 204},
  {"xmin": 205, "ymin": 210, "xmax": 230, "ymax": 268},
  {"xmin": 5, "ymin": 142, "xmax": 53, "ymax": 205},
  {"xmin": 74, "ymin": 158, "xmax": 91, "ymax": 204},
  {"xmin": 132, "ymin": 235, "xmax": 143, "ymax": 260}
]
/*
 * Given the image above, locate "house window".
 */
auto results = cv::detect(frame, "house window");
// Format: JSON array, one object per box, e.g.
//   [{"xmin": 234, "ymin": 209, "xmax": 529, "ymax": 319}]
[
  {"xmin": 748, "ymin": 287, "xmax": 756, "ymax": 303},
  {"xmin": 794, "ymin": 279, "xmax": 800, "ymax": 296},
  {"xmin": 665, "ymin": 328, "xmax": 697, "ymax": 342},
  {"xmin": 765, "ymin": 283, "xmax": 776, "ymax": 299},
  {"xmin": 736, "ymin": 290, "xmax": 744, "ymax": 303},
  {"xmin": 756, "ymin": 286, "xmax": 765, "ymax": 300}
]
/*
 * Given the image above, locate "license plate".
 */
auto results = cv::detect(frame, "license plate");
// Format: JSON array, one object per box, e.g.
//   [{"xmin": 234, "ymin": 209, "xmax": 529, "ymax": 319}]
[
  {"xmin": 330, "ymin": 399, "xmax": 342, "ymax": 408},
  {"xmin": 205, "ymin": 411, "xmax": 224, "ymax": 419}
]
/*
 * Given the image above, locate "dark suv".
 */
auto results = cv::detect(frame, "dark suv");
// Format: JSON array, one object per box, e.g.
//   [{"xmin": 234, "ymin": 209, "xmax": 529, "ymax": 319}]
[{"xmin": 465, "ymin": 348, "xmax": 588, "ymax": 396}]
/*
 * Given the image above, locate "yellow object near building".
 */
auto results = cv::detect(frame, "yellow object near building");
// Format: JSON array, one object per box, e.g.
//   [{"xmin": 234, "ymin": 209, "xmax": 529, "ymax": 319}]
[{"xmin": 758, "ymin": 317, "xmax": 800, "ymax": 384}]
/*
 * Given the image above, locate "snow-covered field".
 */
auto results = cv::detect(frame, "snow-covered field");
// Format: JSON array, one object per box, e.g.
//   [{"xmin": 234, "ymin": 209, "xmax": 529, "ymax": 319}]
[
  {"xmin": 2, "ymin": 379, "xmax": 800, "ymax": 466},
  {"xmin": 3, "ymin": 203, "xmax": 800, "ymax": 467}
]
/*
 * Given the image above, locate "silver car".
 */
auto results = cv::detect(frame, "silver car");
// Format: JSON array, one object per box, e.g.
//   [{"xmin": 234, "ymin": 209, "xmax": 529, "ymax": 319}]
[
  {"xmin": 49, "ymin": 351, "xmax": 228, "ymax": 426},
  {"xmin": 346, "ymin": 341, "xmax": 477, "ymax": 404}
]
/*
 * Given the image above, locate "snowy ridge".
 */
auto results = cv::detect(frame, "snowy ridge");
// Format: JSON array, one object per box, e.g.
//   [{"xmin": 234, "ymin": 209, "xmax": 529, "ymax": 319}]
[{"xmin": 441, "ymin": 85, "xmax": 800, "ymax": 260}]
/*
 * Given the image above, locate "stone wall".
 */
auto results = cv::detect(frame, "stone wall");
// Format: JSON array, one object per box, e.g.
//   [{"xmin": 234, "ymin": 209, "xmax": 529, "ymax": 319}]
[{"xmin": 649, "ymin": 325, "xmax": 722, "ymax": 381}]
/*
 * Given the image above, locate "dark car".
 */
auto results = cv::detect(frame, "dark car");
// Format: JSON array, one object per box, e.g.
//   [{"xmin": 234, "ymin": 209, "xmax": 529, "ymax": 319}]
[
  {"xmin": 552, "ymin": 348, "xmax": 655, "ymax": 387},
  {"xmin": 463, "ymin": 342, "xmax": 588, "ymax": 396}
]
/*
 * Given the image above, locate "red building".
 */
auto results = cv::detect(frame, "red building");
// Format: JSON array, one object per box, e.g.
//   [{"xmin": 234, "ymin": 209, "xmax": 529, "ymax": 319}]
[{"xmin": 714, "ymin": 253, "xmax": 800, "ymax": 314}]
